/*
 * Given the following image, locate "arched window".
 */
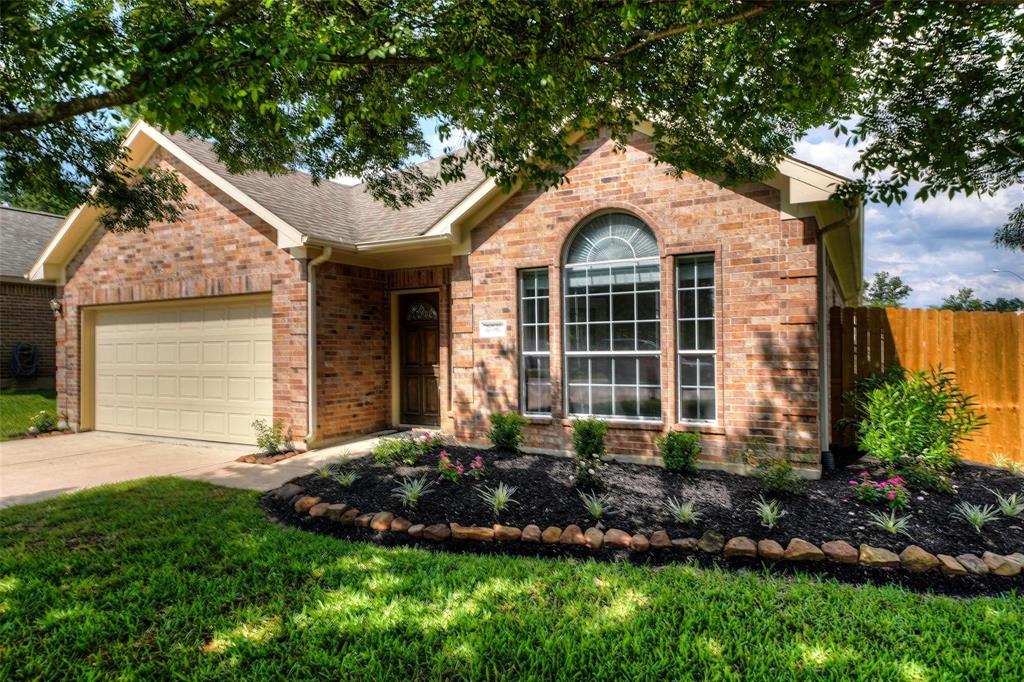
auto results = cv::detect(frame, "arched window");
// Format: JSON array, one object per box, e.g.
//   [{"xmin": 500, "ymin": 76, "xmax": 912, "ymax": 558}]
[{"xmin": 563, "ymin": 213, "xmax": 661, "ymax": 419}]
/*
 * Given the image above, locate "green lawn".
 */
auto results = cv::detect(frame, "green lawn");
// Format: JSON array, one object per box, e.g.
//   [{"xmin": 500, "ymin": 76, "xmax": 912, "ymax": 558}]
[
  {"xmin": 0, "ymin": 388, "xmax": 57, "ymax": 440},
  {"xmin": 0, "ymin": 480, "xmax": 1020, "ymax": 680}
]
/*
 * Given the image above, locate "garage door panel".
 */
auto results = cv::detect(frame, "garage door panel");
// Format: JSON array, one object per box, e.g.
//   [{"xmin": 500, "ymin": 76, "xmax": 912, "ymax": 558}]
[{"xmin": 94, "ymin": 296, "xmax": 271, "ymax": 444}]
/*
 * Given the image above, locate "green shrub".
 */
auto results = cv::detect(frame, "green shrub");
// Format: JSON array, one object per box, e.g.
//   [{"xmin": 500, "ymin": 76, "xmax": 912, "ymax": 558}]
[
  {"xmin": 251, "ymin": 418, "xmax": 287, "ymax": 455},
  {"xmin": 29, "ymin": 410, "xmax": 57, "ymax": 433},
  {"xmin": 372, "ymin": 438, "xmax": 421, "ymax": 467},
  {"xmin": 742, "ymin": 438, "xmax": 803, "ymax": 494},
  {"xmin": 571, "ymin": 418, "xmax": 608, "ymax": 490},
  {"xmin": 895, "ymin": 462, "xmax": 954, "ymax": 494},
  {"xmin": 657, "ymin": 432, "xmax": 701, "ymax": 473},
  {"xmin": 488, "ymin": 412, "xmax": 527, "ymax": 451},
  {"xmin": 854, "ymin": 366, "xmax": 985, "ymax": 475}
]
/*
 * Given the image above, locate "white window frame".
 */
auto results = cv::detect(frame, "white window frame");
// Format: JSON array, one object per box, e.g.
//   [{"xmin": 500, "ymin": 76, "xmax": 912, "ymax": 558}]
[
  {"xmin": 519, "ymin": 268, "xmax": 551, "ymax": 416},
  {"xmin": 676, "ymin": 254, "xmax": 718, "ymax": 424}
]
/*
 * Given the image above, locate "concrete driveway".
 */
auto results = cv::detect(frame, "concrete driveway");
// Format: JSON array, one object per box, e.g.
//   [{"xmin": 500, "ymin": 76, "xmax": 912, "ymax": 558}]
[{"xmin": 0, "ymin": 431, "xmax": 379, "ymax": 508}]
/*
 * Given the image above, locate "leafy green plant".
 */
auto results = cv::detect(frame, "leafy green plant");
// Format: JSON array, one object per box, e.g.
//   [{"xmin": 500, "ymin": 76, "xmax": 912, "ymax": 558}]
[
  {"xmin": 657, "ymin": 431, "xmax": 701, "ymax": 474},
  {"xmin": 477, "ymin": 482, "xmax": 518, "ymax": 517},
  {"xmin": 373, "ymin": 432, "xmax": 440, "ymax": 467},
  {"xmin": 748, "ymin": 452, "xmax": 803, "ymax": 495},
  {"xmin": 570, "ymin": 418, "xmax": 608, "ymax": 490},
  {"xmin": 578, "ymin": 490, "xmax": 613, "ymax": 520},
  {"xmin": 664, "ymin": 497, "xmax": 702, "ymax": 525},
  {"xmin": 848, "ymin": 472, "xmax": 910, "ymax": 510},
  {"xmin": 488, "ymin": 412, "xmax": 527, "ymax": 451},
  {"xmin": 866, "ymin": 509, "xmax": 912, "ymax": 537},
  {"xmin": 894, "ymin": 463, "xmax": 954, "ymax": 494},
  {"xmin": 854, "ymin": 366, "xmax": 985, "ymax": 475},
  {"xmin": 28, "ymin": 410, "xmax": 57, "ymax": 433},
  {"xmin": 989, "ymin": 489, "xmax": 1024, "ymax": 518},
  {"xmin": 391, "ymin": 476, "xmax": 433, "ymax": 510},
  {"xmin": 752, "ymin": 496, "xmax": 786, "ymax": 530},
  {"xmin": 332, "ymin": 470, "xmax": 359, "ymax": 488},
  {"xmin": 251, "ymin": 418, "xmax": 287, "ymax": 455}
]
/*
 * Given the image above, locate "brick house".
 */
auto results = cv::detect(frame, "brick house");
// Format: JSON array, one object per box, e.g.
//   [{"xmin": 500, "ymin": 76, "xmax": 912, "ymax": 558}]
[
  {"xmin": 29, "ymin": 122, "xmax": 862, "ymax": 476},
  {"xmin": 1, "ymin": 206, "xmax": 62, "ymax": 388}
]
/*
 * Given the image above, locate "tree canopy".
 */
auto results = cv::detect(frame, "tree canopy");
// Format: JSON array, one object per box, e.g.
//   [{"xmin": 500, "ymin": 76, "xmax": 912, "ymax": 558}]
[
  {"xmin": 939, "ymin": 287, "xmax": 1023, "ymax": 312},
  {"xmin": 2, "ymin": 1, "xmax": 1022, "ymax": 242},
  {"xmin": 863, "ymin": 271, "xmax": 912, "ymax": 308}
]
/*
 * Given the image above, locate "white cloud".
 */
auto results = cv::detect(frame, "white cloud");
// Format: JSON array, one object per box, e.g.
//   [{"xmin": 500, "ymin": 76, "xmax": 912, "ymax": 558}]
[{"xmin": 329, "ymin": 174, "xmax": 361, "ymax": 186}]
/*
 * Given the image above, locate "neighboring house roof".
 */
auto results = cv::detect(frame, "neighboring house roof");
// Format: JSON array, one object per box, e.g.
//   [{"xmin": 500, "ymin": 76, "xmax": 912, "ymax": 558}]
[
  {"xmin": 0, "ymin": 206, "xmax": 63, "ymax": 283},
  {"xmin": 168, "ymin": 132, "xmax": 487, "ymax": 246}
]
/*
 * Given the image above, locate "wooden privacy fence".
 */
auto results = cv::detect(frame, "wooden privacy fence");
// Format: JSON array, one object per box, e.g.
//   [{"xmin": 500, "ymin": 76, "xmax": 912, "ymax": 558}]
[{"xmin": 830, "ymin": 306, "xmax": 1023, "ymax": 465}]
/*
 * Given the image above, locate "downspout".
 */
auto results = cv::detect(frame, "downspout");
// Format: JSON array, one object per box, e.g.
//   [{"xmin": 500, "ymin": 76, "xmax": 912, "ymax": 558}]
[{"xmin": 304, "ymin": 246, "xmax": 332, "ymax": 448}]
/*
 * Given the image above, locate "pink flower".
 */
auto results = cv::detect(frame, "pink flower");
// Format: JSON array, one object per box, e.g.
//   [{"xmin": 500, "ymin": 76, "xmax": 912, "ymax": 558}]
[
  {"xmin": 886, "ymin": 491, "xmax": 896, "ymax": 500},
  {"xmin": 859, "ymin": 471, "xmax": 870, "ymax": 478},
  {"xmin": 848, "ymin": 480, "xmax": 858, "ymax": 485},
  {"xmin": 456, "ymin": 463, "xmax": 465, "ymax": 474}
]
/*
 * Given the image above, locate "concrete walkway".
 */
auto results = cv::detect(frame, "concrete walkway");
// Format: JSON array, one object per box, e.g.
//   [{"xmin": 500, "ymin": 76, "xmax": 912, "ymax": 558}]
[{"xmin": 0, "ymin": 431, "xmax": 383, "ymax": 508}]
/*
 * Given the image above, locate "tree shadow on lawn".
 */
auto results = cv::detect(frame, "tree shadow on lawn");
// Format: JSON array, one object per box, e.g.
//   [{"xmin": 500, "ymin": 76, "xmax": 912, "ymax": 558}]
[{"xmin": 0, "ymin": 478, "xmax": 1020, "ymax": 680}]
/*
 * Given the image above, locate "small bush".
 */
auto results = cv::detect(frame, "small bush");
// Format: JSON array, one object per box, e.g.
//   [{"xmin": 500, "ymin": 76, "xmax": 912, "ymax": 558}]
[
  {"xmin": 657, "ymin": 432, "xmax": 700, "ymax": 474},
  {"xmin": 252, "ymin": 418, "xmax": 287, "ymax": 455},
  {"xmin": 854, "ymin": 366, "xmax": 985, "ymax": 474},
  {"xmin": 894, "ymin": 462, "xmax": 954, "ymax": 494},
  {"xmin": 29, "ymin": 410, "xmax": 57, "ymax": 433},
  {"xmin": 373, "ymin": 431, "xmax": 441, "ymax": 467},
  {"xmin": 570, "ymin": 418, "xmax": 608, "ymax": 490},
  {"xmin": 742, "ymin": 439, "xmax": 803, "ymax": 495},
  {"xmin": 437, "ymin": 451, "xmax": 484, "ymax": 482},
  {"xmin": 488, "ymin": 412, "xmax": 527, "ymax": 451},
  {"xmin": 848, "ymin": 471, "xmax": 910, "ymax": 510}
]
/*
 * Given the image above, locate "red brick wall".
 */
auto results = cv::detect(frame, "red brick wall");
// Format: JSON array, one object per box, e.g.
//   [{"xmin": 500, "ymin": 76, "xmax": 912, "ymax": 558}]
[
  {"xmin": 1, "ymin": 281, "xmax": 57, "ymax": 385},
  {"xmin": 315, "ymin": 262, "xmax": 390, "ymax": 442},
  {"xmin": 58, "ymin": 148, "xmax": 309, "ymax": 437},
  {"xmin": 449, "ymin": 131, "xmax": 823, "ymax": 469}
]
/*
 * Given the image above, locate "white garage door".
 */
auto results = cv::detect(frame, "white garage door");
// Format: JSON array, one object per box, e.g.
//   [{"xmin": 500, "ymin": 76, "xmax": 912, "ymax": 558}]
[{"xmin": 94, "ymin": 296, "xmax": 273, "ymax": 444}]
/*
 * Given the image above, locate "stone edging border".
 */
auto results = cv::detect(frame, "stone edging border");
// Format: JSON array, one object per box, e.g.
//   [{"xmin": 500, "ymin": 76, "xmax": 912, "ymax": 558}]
[{"xmin": 270, "ymin": 484, "xmax": 1024, "ymax": 579}]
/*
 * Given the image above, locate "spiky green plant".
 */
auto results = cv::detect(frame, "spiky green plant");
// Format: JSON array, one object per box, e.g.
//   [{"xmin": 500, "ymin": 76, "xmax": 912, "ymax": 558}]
[
  {"xmin": 332, "ymin": 470, "xmax": 359, "ymax": 488},
  {"xmin": 663, "ymin": 497, "xmax": 702, "ymax": 525},
  {"xmin": 391, "ymin": 476, "xmax": 433, "ymax": 510},
  {"xmin": 954, "ymin": 502, "xmax": 1000, "ymax": 532},
  {"xmin": 752, "ymin": 496, "xmax": 786, "ymax": 530},
  {"xmin": 578, "ymin": 490, "xmax": 613, "ymax": 520},
  {"xmin": 477, "ymin": 482, "xmax": 518, "ymax": 517},
  {"xmin": 866, "ymin": 509, "xmax": 912, "ymax": 536}
]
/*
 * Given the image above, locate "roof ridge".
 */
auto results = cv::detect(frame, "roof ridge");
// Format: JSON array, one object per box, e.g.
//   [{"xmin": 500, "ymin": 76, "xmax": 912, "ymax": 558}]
[{"xmin": 0, "ymin": 205, "xmax": 65, "ymax": 219}]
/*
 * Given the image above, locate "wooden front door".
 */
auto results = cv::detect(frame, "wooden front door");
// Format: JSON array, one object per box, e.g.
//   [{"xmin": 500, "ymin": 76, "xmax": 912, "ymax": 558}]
[{"xmin": 399, "ymin": 293, "xmax": 441, "ymax": 425}]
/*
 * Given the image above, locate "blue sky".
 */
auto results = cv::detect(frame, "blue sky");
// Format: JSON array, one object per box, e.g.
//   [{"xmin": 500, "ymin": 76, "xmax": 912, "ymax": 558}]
[{"xmin": 344, "ymin": 120, "xmax": 1024, "ymax": 307}]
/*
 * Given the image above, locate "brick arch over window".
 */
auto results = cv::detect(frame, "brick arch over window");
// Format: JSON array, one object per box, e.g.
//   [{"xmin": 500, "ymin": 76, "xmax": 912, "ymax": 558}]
[{"xmin": 561, "ymin": 213, "xmax": 662, "ymax": 420}]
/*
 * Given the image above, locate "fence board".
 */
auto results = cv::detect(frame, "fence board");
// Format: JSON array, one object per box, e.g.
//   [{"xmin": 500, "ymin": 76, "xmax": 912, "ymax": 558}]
[{"xmin": 830, "ymin": 306, "xmax": 1023, "ymax": 465}]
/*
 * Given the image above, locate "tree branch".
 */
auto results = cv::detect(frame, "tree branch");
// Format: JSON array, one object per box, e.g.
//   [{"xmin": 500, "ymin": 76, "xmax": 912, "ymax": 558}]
[{"xmin": 606, "ymin": 4, "xmax": 774, "ymax": 61}]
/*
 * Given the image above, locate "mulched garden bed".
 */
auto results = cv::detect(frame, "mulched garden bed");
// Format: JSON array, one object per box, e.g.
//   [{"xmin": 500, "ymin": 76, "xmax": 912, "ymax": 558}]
[{"xmin": 263, "ymin": 443, "xmax": 1023, "ymax": 596}]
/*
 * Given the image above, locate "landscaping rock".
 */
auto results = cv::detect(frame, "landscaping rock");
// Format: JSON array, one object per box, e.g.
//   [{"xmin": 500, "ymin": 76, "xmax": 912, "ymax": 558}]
[
  {"xmin": 821, "ymin": 540, "xmax": 858, "ymax": 564},
  {"xmin": 541, "ymin": 526, "xmax": 563, "ymax": 544},
  {"xmin": 982, "ymin": 552, "xmax": 1021, "ymax": 577},
  {"xmin": 784, "ymin": 538, "xmax": 825, "ymax": 561},
  {"xmin": 493, "ymin": 525, "xmax": 522, "ymax": 541},
  {"xmin": 937, "ymin": 554, "xmax": 968, "ymax": 576},
  {"xmin": 630, "ymin": 534, "xmax": 650, "ymax": 552},
  {"xmin": 521, "ymin": 524, "xmax": 542, "ymax": 543},
  {"xmin": 451, "ymin": 523, "xmax": 494, "ymax": 541},
  {"xmin": 294, "ymin": 496, "xmax": 321, "ymax": 514},
  {"xmin": 370, "ymin": 511, "xmax": 394, "ymax": 531},
  {"xmin": 672, "ymin": 537, "xmax": 699, "ymax": 553},
  {"xmin": 698, "ymin": 530, "xmax": 725, "ymax": 553},
  {"xmin": 354, "ymin": 513, "xmax": 375, "ymax": 527},
  {"xmin": 584, "ymin": 527, "xmax": 604, "ymax": 549},
  {"xmin": 407, "ymin": 523, "xmax": 426, "ymax": 538},
  {"xmin": 339, "ymin": 508, "xmax": 360, "ymax": 525},
  {"xmin": 899, "ymin": 545, "xmax": 940, "ymax": 573},
  {"xmin": 723, "ymin": 536, "xmax": 757, "ymax": 558},
  {"xmin": 649, "ymin": 530, "xmax": 672, "ymax": 550},
  {"xmin": 323, "ymin": 503, "xmax": 350, "ymax": 521},
  {"xmin": 391, "ymin": 517, "xmax": 412, "ymax": 533},
  {"xmin": 757, "ymin": 539, "xmax": 784, "ymax": 560},
  {"xmin": 422, "ymin": 523, "xmax": 451, "ymax": 541},
  {"xmin": 1006, "ymin": 553, "xmax": 1024, "ymax": 569},
  {"xmin": 308, "ymin": 502, "xmax": 331, "ymax": 518},
  {"xmin": 603, "ymin": 529, "xmax": 632, "ymax": 549},
  {"xmin": 272, "ymin": 483, "xmax": 303, "ymax": 501},
  {"xmin": 956, "ymin": 553, "xmax": 989, "ymax": 576},
  {"xmin": 859, "ymin": 545, "xmax": 900, "ymax": 568},
  {"xmin": 559, "ymin": 525, "xmax": 586, "ymax": 546}
]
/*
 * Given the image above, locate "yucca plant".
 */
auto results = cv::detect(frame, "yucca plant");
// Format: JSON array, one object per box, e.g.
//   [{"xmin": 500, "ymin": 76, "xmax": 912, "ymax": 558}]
[
  {"xmin": 992, "ymin": 453, "xmax": 1023, "ymax": 477},
  {"xmin": 988, "ymin": 489, "xmax": 1024, "ymax": 518},
  {"xmin": 477, "ymin": 482, "xmax": 518, "ymax": 517},
  {"xmin": 391, "ymin": 476, "xmax": 433, "ymax": 510},
  {"xmin": 315, "ymin": 463, "xmax": 336, "ymax": 479},
  {"xmin": 867, "ymin": 509, "xmax": 912, "ymax": 537},
  {"xmin": 664, "ymin": 496, "xmax": 702, "ymax": 525},
  {"xmin": 578, "ymin": 490, "xmax": 613, "ymax": 520},
  {"xmin": 752, "ymin": 496, "xmax": 786, "ymax": 530},
  {"xmin": 332, "ymin": 470, "xmax": 359, "ymax": 488},
  {"xmin": 954, "ymin": 502, "xmax": 1001, "ymax": 532}
]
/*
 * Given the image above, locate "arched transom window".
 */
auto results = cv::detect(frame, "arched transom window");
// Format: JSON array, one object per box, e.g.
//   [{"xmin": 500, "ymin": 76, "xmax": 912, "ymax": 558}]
[{"xmin": 563, "ymin": 213, "xmax": 661, "ymax": 420}]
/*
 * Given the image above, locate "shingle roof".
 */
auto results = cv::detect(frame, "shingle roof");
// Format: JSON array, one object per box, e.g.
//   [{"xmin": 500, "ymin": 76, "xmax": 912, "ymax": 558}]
[
  {"xmin": 0, "ymin": 206, "xmax": 64, "ymax": 280},
  {"xmin": 168, "ymin": 132, "xmax": 487, "ymax": 246}
]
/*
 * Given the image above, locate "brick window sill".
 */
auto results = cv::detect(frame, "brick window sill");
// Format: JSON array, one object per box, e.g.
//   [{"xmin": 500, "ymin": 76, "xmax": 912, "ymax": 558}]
[
  {"xmin": 559, "ymin": 418, "xmax": 664, "ymax": 431},
  {"xmin": 672, "ymin": 422, "xmax": 727, "ymax": 437}
]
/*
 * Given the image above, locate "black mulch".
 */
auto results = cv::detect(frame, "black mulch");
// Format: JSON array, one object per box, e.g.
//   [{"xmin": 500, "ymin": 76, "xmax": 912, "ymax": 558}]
[{"xmin": 264, "ymin": 444, "xmax": 1024, "ymax": 597}]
